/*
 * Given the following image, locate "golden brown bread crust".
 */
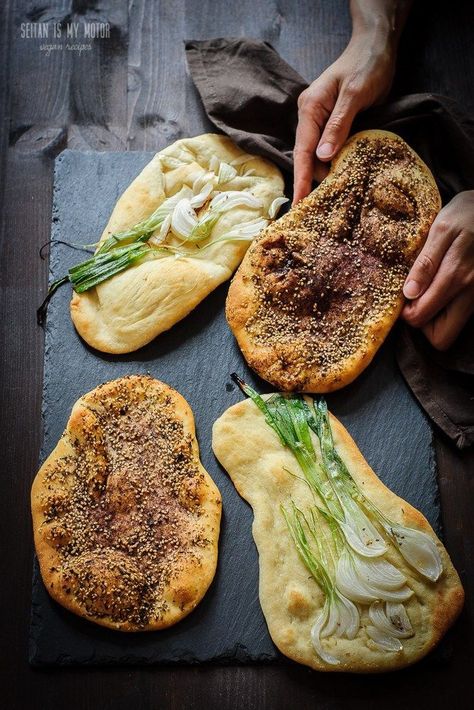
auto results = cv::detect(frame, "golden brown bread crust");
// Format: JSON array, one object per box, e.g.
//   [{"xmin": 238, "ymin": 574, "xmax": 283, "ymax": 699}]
[
  {"xmin": 70, "ymin": 133, "xmax": 284, "ymax": 354},
  {"xmin": 212, "ymin": 397, "xmax": 464, "ymax": 673},
  {"xmin": 31, "ymin": 376, "xmax": 222, "ymax": 631},
  {"xmin": 226, "ymin": 130, "xmax": 441, "ymax": 392}
]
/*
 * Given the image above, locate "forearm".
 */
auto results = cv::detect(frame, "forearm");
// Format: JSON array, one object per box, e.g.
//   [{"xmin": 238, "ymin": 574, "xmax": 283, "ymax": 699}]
[
  {"xmin": 349, "ymin": 0, "xmax": 412, "ymax": 52},
  {"xmin": 293, "ymin": 0, "xmax": 413, "ymax": 202}
]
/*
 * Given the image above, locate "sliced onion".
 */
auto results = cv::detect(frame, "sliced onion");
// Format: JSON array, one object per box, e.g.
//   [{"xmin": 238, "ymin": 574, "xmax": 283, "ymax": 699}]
[
  {"xmin": 384, "ymin": 524, "xmax": 443, "ymax": 582},
  {"xmin": 170, "ymin": 198, "xmax": 197, "ymax": 239},
  {"xmin": 237, "ymin": 218, "xmax": 268, "ymax": 236},
  {"xmin": 339, "ymin": 516, "xmax": 387, "ymax": 559},
  {"xmin": 366, "ymin": 625, "xmax": 403, "ymax": 652},
  {"xmin": 218, "ymin": 161, "xmax": 238, "ymax": 184},
  {"xmin": 320, "ymin": 594, "xmax": 359, "ymax": 640},
  {"xmin": 188, "ymin": 212, "xmax": 219, "ymax": 243},
  {"xmin": 268, "ymin": 196, "xmax": 289, "ymax": 219},
  {"xmin": 352, "ymin": 555, "xmax": 407, "ymax": 591},
  {"xmin": 192, "ymin": 172, "xmax": 217, "ymax": 196},
  {"xmin": 190, "ymin": 181, "xmax": 214, "ymax": 209},
  {"xmin": 209, "ymin": 190, "xmax": 262, "ymax": 212},
  {"xmin": 141, "ymin": 186, "xmax": 193, "ymax": 238},
  {"xmin": 149, "ymin": 213, "xmax": 171, "ymax": 246},
  {"xmin": 369, "ymin": 601, "xmax": 414, "ymax": 639},
  {"xmin": 310, "ymin": 602, "xmax": 340, "ymax": 666},
  {"xmin": 340, "ymin": 520, "xmax": 385, "ymax": 558},
  {"xmin": 321, "ymin": 597, "xmax": 340, "ymax": 639},
  {"xmin": 341, "ymin": 596, "xmax": 360, "ymax": 640},
  {"xmin": 209, "ymin": 155, "xmax": 220, "ymax": 172},
  {"xmin": 336, "ymin": 550, "xmax": 378, "ymax": 603},
  {"xmin": 151, "ymin": 186, "xmax": 193, "ymax": 222},
  {"xmin": 386, "ymin": 602, "xmax": 414, "ymax": 635},
  {"xmin": 163, "ymin": 186, "xmax": 193, "ymax": 207},
  {"xmin": 242, "ymin": 168, "xmax": 257, "ymax": 177},
  {"xmin": 218, "ymin": 218, "xmax": 268, "ymax": 240},
  {"xmin": 340, "ymin": 496, "xmax": 387, "ymax": 558},
  {"xmin": 336, "ymin": 550, "xmax": 413, "ymax": 604}
]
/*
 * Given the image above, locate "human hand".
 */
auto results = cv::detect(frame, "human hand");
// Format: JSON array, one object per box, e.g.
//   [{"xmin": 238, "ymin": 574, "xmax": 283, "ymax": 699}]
[
  {"xmin": 293, "ymin": 35, "xmax": 396, "ymax": 204},
  {"xmin": 402, "ymin": 190, "xmax": 474, "ymax": 350}
]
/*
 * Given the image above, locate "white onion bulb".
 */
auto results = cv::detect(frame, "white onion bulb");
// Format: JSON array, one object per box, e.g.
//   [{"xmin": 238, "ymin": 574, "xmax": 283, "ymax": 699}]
[
  {"xmin": 268, "ymin": 196, "xmax": 289, "ymax": 219},
  {"xmin": 383, "ymin": 523, "xmax": 443, "ymax": 582},
  {"xmin": 369, "ymin": 601, "xmax": 414, "ymax": 639}
]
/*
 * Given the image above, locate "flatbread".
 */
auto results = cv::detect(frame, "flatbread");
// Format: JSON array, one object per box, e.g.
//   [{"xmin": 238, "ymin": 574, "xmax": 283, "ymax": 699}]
[
  {"xmin": 70, "ymin": 134, "xmax": 284, "ymax": 353},
  {"xmin": 212, "ymin": 397, "xmax": 464, "ymax": 672},
  {"xmin": 226, "ymin": 130, "xmax": 441, "ymax": 392},
  {"xmin": 31, "ymin": 375, "xmax": 222, "ymax": 631}
]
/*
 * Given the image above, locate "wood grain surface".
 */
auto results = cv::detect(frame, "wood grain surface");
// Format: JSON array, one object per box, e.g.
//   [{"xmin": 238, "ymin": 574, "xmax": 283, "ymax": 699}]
[{"xmin": 0, "ymin": 1, "xmax": 473, "ymax": 709}]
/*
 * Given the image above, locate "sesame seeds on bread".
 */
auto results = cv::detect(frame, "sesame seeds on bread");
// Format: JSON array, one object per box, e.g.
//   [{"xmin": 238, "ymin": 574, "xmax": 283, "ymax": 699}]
[
  {"xmin": 31, "ymin": 376, "xmax": 222, "ymax": 631},
  {"xmin": 226, "ymin": 130, "xmax": 441, "ymax": 392}
]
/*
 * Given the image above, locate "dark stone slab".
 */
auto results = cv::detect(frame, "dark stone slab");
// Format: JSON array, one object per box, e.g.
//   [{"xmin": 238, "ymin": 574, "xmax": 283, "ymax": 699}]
[{"xmin": 29, "ymin": 150, "xmax": 440, "ymax": 666}]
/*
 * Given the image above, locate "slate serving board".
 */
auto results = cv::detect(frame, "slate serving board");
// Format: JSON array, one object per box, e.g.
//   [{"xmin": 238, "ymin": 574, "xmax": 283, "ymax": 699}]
[{"xmin": 29, "ymin": 150, "xmax": 440, "ymax": 666}]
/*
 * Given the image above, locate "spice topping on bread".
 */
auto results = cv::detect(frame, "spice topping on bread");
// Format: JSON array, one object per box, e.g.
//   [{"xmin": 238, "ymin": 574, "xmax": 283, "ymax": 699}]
[{"xmin": 226, "ymin": 131, "xmax": 441, "ymax": 392}]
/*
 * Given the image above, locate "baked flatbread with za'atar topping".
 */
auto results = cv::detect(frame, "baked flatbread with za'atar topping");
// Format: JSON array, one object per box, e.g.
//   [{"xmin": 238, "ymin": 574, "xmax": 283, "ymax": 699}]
[
  {"xmin": 31, "ymin": 376, "xmax": 222, "ymax": 631},
  {"xmin": 226, "ymin": 130, "xmax": 441, "ymax": 392},
  {"xmin": 69, "ymin": 133, "xmax": 285, "ymax": 354},
  {"xmin": 212, "ymin": 383, "xmax": 463, "ymax": 672}
]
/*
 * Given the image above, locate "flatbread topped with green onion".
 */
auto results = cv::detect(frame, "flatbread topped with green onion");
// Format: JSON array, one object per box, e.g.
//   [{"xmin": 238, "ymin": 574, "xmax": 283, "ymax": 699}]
[
  {"xmin": 212, "ymin": 383, "xmax": 464, "ymax": 673},
  {"xmin": 69, "ymin": 134, "xmax": 285, "ymax": 353}
]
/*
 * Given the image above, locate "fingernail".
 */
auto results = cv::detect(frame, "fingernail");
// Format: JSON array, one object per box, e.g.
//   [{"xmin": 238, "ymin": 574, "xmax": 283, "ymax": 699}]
[
  {"xmin": 403, "ymin": 279, "xmax": 421, "ymax": 299},
  {"xmin": 316, "ymin": 142, "xmax": 334, "ymax": 159}
]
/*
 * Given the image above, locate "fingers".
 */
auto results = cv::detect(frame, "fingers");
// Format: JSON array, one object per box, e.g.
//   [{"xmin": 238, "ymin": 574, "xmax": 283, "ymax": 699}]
[
  {"xmin": 293, "ymin": 84, "xmax": 333, "ymax": 205},
  {"xmin": 293, "ymin": 106, "xmax": 321, "ymax": 205},
  {"xmin": 402, "ymin": 192, "xmax": 474, "ymax": 350},
  {"xmin": 422, "ymin": 287, "xmax": 474, "ymax": 351},
  {"xmin": 294, "ymin": 72, "xmax": 368, "ymax": 201},
  {"xmin": 403, "ymin": 259, "xmax": 461, "ymax": 328},
  {"xmin": 403, "ymin": 238, "xmax": 473, "ymax": 327},
  {"xmin": 403, "ymin": 223, "xmax": 474, "ymax": 324},
  {"xmin": 403, "ymin": 212, "xmax": 458, "ymax": 300},
  {"xmin": 316, "ymin": 84, "xmax": 360, "ymax": 162}
]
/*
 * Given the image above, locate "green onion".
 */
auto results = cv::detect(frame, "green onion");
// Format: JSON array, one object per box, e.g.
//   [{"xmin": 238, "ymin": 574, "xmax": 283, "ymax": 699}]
[
  {"xmin": 187, "ymin": 212, "xmax": 221, "ymax": 243},
  {"xmin": 231, "ymin": 379, "xmax": 443, "ymax": 658},
  {"xmin": 96, "ymin": 187, "xmax": 192, "ymax": 254},
  {"xmin": 37, "ymin": 180, "xmax": 277, "ymax": 323},
  {"xmin": 69, "ymin": 243, "xmax": 153, "ymax": 293},
  {"xmin": 281, "ymin": 502, "xmax": 359, "ymax": 665},
  {"xmin": 282, "ymin": 503, "xmax": 334, "ymax": 595},
  {"xmin": 311, "ymin": 398, "xmax": 443, "ymax": 581},
  {"xmin": 231, "ymin": 378, "xmax": 385, "ymax": 552},
  {"xmin": 36, "ymin": 243, "xmax": 160, "ymax": 324},
  {"xmin": 36, "ymin": 276, "xmax": 70, "ymax": 326}
]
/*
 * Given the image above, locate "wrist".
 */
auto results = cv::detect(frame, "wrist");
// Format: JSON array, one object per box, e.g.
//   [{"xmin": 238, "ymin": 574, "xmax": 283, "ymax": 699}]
[
  {"xmin": 346, "ymin": 23, "xmax": 396, "ymax": 65},
  {"xmin": 350, "ymin": 0, "xmax": 411, "ymax": 53}
]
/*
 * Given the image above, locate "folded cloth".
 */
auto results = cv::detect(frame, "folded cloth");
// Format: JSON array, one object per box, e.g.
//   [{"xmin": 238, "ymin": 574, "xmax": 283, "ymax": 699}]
[{"xmin": 186, "ymin": 37, "xmax": 474, "ymax": 449}]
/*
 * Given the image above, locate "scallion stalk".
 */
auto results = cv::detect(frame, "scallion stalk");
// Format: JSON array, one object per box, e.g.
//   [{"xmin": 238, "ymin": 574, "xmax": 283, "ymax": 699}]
[
  {"xmin": 282, "ymin": 502, "xmax": 359, "ymax": 665},
  {"xmin": 36, "ymin": 243, "xmax": 158, "ymax": 324},
  {"xmin": 69, "ymin": 243, "xmax": 153, "ymax": 292},
  {"xmin": 232, "ymin": 378, "xmax": 444, "ymax": 659},
  {"xmin": 311, "ymin": 398, "xmax": 443, "ymax": 581}
]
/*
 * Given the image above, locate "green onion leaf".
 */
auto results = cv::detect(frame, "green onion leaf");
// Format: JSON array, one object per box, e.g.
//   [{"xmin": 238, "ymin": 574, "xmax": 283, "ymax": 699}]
[
  {"xmin": 69, "ymin": 243, "xmax": 154, "ymax": 293},
  {"xmin": 36, "ymin": 275, "xmax": 70, "ymax": 326}
]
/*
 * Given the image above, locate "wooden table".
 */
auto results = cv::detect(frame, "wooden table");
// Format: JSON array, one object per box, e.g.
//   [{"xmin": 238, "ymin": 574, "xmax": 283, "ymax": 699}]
[{"xmin": 1, "ymin": 2, "xmax": 473, "ymax": 708}]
